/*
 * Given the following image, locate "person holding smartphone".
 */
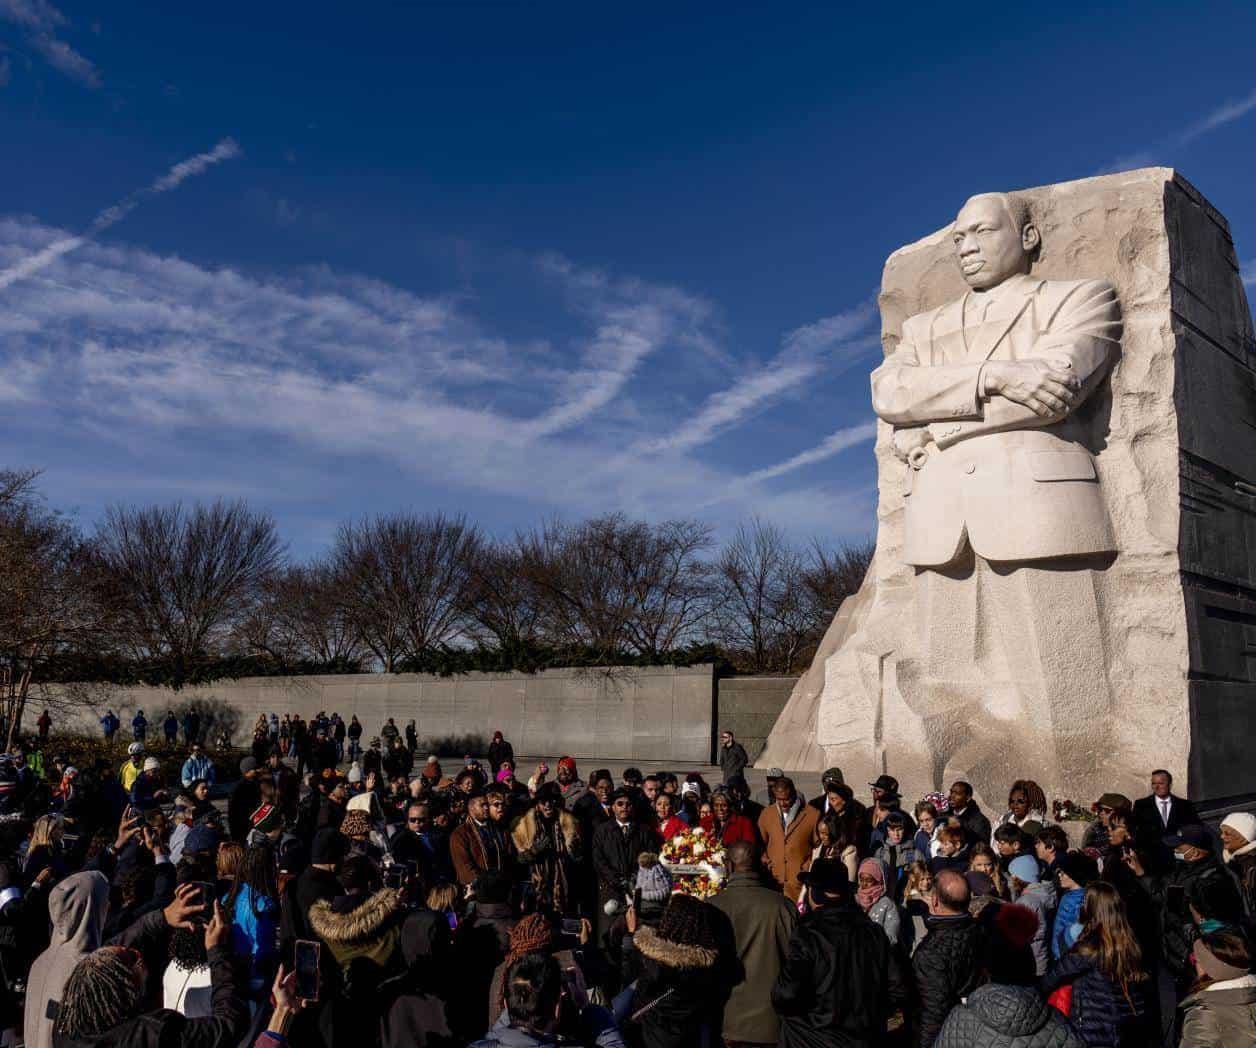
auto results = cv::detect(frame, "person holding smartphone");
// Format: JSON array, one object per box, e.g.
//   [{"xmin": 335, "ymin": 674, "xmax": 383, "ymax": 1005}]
[{"xmin": 1124, "ymin": 822, "xmax": 1242, "ymax": 1036}]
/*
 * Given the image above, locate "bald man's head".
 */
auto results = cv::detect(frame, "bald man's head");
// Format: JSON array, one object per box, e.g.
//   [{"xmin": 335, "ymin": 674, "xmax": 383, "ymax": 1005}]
[
  {"xmin": 933, "ymin": 870, "xmax": 971, "ymax": 915},
  {"xmin": 726, "ymin": 841, "xmax": 758, "ymax": 873}
]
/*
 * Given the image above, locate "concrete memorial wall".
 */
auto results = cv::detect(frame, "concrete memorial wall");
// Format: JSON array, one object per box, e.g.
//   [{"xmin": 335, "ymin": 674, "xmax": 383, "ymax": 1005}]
[
  {"xmin": 760, "ymin": 168, "xmax": 1256, "ymax": 809},
  {"xmin": 58, "ymin": 665, "xmax": 717, "ymax": 763}
]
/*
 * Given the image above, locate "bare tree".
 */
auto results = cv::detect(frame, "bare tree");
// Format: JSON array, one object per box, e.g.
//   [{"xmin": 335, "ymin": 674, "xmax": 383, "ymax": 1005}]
[
  {"xmin": 461, "ymin": 539, "xmax": 546, "ymax": 651},
  {"xmin": 95, "ymin": 500, "xmax": 285, "ymax": 685},
  {"xmin": 331, "ymin": 512, "xmax": 480, "ymax": 671},
  {"xmin": 0, "ymin": 471, "xmax": 110, "ymax": 745},
  {"xmin": 242, "ymin": 560, "xmax": 365, "ymax": 667},
  {"xmin": 514, "ymin": 515, "xmax": 715, "ymax": 660},
  {"xmin": 801, "ymin": 538, "xmax": 874, "ymax": 635},
  {"xmin": 710, "ymin": 518, "xmax": 815, "ymax": 673}
]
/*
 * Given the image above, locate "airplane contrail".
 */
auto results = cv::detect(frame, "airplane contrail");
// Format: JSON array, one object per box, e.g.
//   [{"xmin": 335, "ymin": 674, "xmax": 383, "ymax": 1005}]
[{"xmin": 0, "ymin": 138, "xmax": 242, "ymax": 292}]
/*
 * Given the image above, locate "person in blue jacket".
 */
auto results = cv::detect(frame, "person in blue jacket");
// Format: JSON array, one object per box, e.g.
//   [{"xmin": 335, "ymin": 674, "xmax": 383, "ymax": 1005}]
[{"xmin": 1053, "ymin": 850, "xmax": 1099, "ymax": 960}]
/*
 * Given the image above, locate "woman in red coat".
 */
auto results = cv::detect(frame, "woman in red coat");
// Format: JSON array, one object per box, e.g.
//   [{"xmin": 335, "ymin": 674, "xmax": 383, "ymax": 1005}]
[
  {"xmin": 701, "ymin": 790, "xmax": 757, "ymax": 846},
  {"xmin": 654, "ymin": 792, "xmax": 690, "ymax": 842}
]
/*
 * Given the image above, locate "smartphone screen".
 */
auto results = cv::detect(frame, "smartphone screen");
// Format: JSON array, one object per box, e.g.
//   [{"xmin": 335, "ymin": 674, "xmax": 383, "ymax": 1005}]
[
  {"xmin": 294, "ymin": 939, "xmax": 320, "ymax": 1001},
  {"xmin": 560, "ymin": 917, "xmax": 582, "ymax": 936},
  {"xmin": 194, "ymin": 882, "xmax": 217, "ymax": 921}
]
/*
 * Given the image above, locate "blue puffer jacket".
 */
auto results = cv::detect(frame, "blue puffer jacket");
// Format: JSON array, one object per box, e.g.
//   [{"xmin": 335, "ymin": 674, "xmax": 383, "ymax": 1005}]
[
  {"xmin": 1052, "ymin": 889, "xmax": 1084, "ymax": 960},
  {"xmin": 1039, "ymin": 951, "xmax": 1149, "ymax": 1047}
]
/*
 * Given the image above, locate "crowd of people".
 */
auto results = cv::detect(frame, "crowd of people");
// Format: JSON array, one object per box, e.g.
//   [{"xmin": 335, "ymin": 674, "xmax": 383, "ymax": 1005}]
[{"xmin": 0, "ymin": 713, "xmax": 1251, "ymax": 1047}]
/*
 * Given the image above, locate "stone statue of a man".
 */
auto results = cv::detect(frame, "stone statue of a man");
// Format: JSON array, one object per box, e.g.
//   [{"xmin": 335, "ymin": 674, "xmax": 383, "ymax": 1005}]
[{"xmin": 870, "ymin": 192, "xmax": 1122, "ymax": 789}]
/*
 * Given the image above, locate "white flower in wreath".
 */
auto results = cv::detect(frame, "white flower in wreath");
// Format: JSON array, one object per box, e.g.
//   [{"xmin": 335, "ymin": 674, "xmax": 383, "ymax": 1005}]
[{"xmin": 692, "ymin": 842, "xmax": 705, "ymax": 857}]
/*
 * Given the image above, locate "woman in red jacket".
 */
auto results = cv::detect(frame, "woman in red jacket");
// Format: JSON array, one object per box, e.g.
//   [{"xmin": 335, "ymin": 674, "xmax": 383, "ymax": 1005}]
[
  {"xmin": 654, "ymin": 792, "xmax": 690, "ymax": 842},
  {"xmin": 701, "ymin": 789, "xmax": 757, "ymax": 846}
]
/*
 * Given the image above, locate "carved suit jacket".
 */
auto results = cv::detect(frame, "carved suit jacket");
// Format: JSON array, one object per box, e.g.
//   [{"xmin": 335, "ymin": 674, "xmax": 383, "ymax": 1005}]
[{"xmin": 871, "ymin": 274, "xmax": 1122, "ymax": 567}]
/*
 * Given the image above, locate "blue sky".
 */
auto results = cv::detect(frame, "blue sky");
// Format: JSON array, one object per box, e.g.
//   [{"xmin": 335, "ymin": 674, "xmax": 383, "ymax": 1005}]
[{"xmin": 2, "ymin": 1, "xmax": 1254, "ymax": 556}]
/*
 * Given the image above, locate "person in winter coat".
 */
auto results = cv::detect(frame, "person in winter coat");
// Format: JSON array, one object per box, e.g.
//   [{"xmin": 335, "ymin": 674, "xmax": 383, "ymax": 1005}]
[
  {"xmin": 717, "ymin": 730, "xmax": 749, "ymax": 784},
  {"xmin": 1219, "ymin": 811, "xmax": 1256, "ymax": 918},
  {"xmin": 709, "ymin": 841, "xmax": 796, "ymax": 1046},
  {"xmin": 698, "ymin": 789, "xmax": 757, "ymax": 848},
  {"xmin": 24, "ymin": 872, "xmax": 112, "ymax": 1048},
  {"xmin": 1009, "ymin": 855, "xmax": 1057, "ymax": 976},
  {"xmin": 629, "ymin": 893, "xmax": 725, "ymax": 1048},
  {"xmin": 51, "ymin": 900, "xmax": 248, "ymax": 1048},
  {"xmin": 855, "ymin": 858, "xmax": 901, "ymax": 945},
  {"xmin": 554, "ymin": 757, "xmax": 587, "ymax": 807},
  {"xmin": 487, "ymin": 732, "xmax": 515, "ymax": 775},
  {"xmin": 772, "ymin": 857, "xmax": 908, "ymax": 1048},
  {"xmin": 1123, "ymin": 823, "xmax": 1242, "ymax": 989},
  {"xmin": 512, "ymin": 784, "xmax": 582, "ymax": 917},
  {"xmin": 1178, "ymin": 929, "xmax": 1256, "ymax": 1048},
  {"xmin": 591, "ymin": 791, "xmax": 655, "ymax": 943},
  {"xmin": 471, "ymin": 953, "xmax": 627, "ymax": 1047},
  {"xmin": 947, "ymin": 781, "xmax": 992, "ymax": 848},
  {"xmin": 1052, "ymin": 851, "xmax": 1098, "ymax": 962},
  {"xmin": 377, "ymin": 908, "xmax": 458, "ymax": 1048},
  {"xmin": 911, "ymin": 869, "xmax": 985, "ymax": 1048},
  {"xmin": 934, "ymin": 902, "xmax": 1084, "ymax": 1048},
  {"xmin": 758, "ymin": 777, "xmax": 821, "ymax": 902},
  {"xmin": 1039, "ymin": 882, "xmax": 1149, "ymax": 1047},
  {"xmin": 131, "ymin": 711, "xmax": 147, "ymax": 742}
]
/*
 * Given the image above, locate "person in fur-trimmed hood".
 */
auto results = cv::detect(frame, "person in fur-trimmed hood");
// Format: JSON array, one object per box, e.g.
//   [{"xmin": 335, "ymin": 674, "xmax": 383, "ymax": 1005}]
[
  {"xmin": 299, "ymin": 856, "xmax": 409, "ymax": 1048},
  {"xmin": 308, "ymin": 885, "xmax": 403, "ymax": 970},
  {"xmin": 513, "ymin": 783, "xmax": 582, "ymax": 916},
  {"xmin": 629, "ymin": 892, "xmax": 727, "ymax": 1048}
]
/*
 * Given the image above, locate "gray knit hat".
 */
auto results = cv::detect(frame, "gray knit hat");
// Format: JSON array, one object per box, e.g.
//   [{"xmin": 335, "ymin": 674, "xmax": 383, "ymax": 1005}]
[{"xmin": 635, "ymin": 852, "xmax": 673, "ymax": 903}]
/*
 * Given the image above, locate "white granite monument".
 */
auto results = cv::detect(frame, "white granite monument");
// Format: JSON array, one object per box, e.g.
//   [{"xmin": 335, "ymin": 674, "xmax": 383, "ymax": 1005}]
[{"xmin": 759, "ymin": 168, "xmax": 1256, "ymax": 810}]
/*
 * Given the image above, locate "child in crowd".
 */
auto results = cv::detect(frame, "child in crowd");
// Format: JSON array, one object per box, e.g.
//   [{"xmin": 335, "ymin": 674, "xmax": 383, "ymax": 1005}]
[
  {"xmin": 992, "ymin": 823, "xmax": 1027, "ymax": 876},
  {"xmin": 874, "ymin": 812, "xmax": 921, "ymax": 900},
  {"xmin": 929, "ymin": 824, "xmax": 968, "ymax": 876},
  {"xmin": 913, "ymin": 801, "xmax": 939, "ymax": 858}
]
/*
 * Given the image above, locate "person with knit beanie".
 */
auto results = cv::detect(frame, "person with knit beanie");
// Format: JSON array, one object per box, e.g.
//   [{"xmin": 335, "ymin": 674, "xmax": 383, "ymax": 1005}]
[
  {"xmin": 633, "ymin": 853, "xmax": 673, "ymax": 923},
  {"xmin": 1220, "ymin": 811, "xmax": 1256, "ymax": 917},
  {"xmin": 1179, "ymin": 929, "xmax": 1256, "ymax": 1047},
  {"xmin": 488, "ymin": 913, "xmax": 556, "ymax": 1029},
  {"xmin": 1009, "ymin": 853, "xmax": 1057, "ymax": 976},
  {"xmin": 935, "ymin": 903, "xmax": 1084, "ymax": 1047},
  {"xmin": 629, "ymin": 893, "xmax": 723, "ymax": 1048}
]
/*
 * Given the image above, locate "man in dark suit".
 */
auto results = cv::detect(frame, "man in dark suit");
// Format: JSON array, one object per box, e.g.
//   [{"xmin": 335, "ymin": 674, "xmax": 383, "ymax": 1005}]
[
  {"xmin": 1133, "ymin": 769, "xmax": 1200, "ymax": 864},
  {"xmin": 591, "ymin": 788, "xmax": 654, "ymax": 944}
]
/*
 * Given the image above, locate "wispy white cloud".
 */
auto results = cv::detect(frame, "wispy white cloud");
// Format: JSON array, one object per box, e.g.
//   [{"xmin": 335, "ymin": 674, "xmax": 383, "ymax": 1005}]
[
  {"xmin": 1177, "ymin": 87, "xmax": 1256, "ymax": 145},
  {"xmin": 638, "ymin": 300, "xmax": 877, "ymax": 455},
  {"xmin": 0, "ymin": 216, "xmax": 876, "ymax": 542},
  {"xmin": 1102, "ymin": 85, "xmax": 1256, "ymax": 173},
  {"xmin": 743, "ymin": 421, "xmax": 878, "ymax": 484},
  {"xmin": 0, "ymin": 0, "xmax": 99, "ymax": 87},
  {"xmin": 0, "ymin": 139, "xmax": 241, "ymax": 292},
  {"xmin": 1241, "ymin": 259, "xmax": 1256, "ymax": 288}
]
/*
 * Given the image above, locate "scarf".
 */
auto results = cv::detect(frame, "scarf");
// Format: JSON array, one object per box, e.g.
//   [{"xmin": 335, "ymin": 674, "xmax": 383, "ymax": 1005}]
[
  {"xmin": 1223, "ymin": 837, "xmax": 1256, "ymax": 863},
  {"xmin": 778, "ymin": 797, "xmax": 802, "ymax": 829},
  {"xmin": 856, "ymin": 858, "xmax": 886, "ymax": 912}
]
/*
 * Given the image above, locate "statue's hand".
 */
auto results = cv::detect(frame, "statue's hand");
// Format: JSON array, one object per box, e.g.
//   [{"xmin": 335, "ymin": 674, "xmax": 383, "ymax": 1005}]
[
  {"xmin": 983, "ymin": 359, "xmax": 1080, "ymax": 417},
  {"xmin": 892, "ymin": 427, "xmax": 932, "ymax": 463}
]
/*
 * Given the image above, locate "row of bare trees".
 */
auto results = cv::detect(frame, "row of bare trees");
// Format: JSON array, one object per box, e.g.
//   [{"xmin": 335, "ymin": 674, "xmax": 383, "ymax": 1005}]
[{"xmin": 0, "ymin": 470, "xmax": 873, "ymax": 738}]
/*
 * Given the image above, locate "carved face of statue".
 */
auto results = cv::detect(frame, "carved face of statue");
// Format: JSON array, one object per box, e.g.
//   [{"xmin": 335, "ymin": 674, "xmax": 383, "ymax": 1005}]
[{"xmin": 952, "ymin": 195, "xmax": 1038, "ymax": 291}]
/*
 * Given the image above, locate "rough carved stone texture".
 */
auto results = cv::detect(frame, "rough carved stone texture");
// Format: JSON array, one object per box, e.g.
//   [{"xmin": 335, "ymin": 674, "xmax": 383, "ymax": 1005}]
[{"xmin": 759, "ymin": 168, "xmax": 1256, "ymax": 807}]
